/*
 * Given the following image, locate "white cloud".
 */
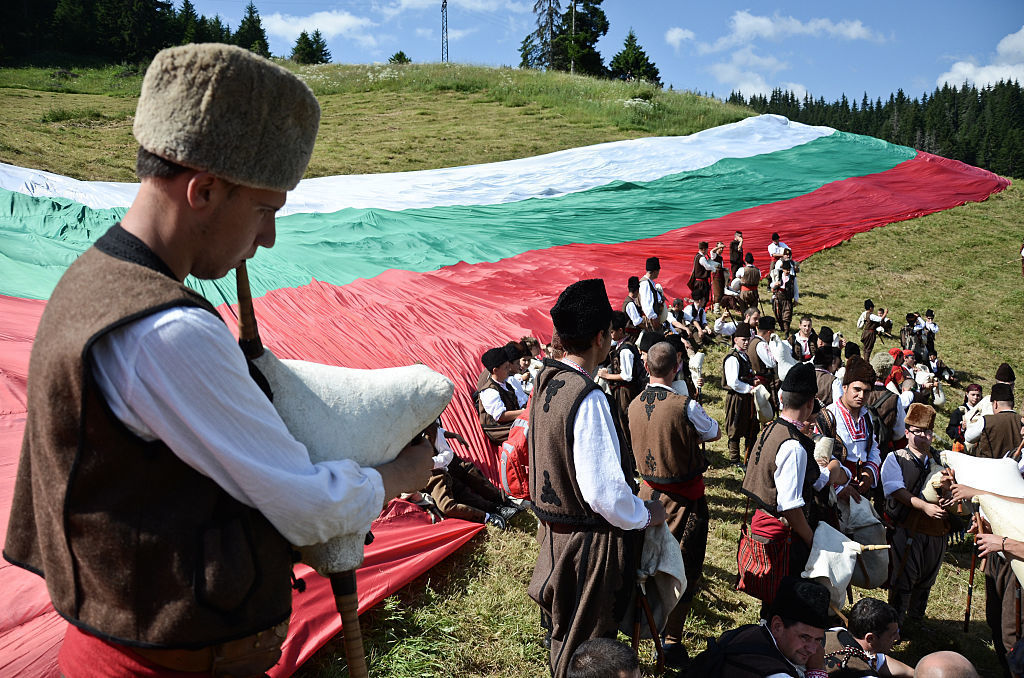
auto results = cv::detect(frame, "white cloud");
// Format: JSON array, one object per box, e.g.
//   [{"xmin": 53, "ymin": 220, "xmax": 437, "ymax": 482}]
[
  {"xmin": 780, "ymin": 81, "xmax": 808, "ymax": 101},
  {"xmin": 699, "ymin": 10, "xmax": 884, "ymax": 54},
  {"xmin": 264, "ymin": 10, "xmax": 378, "ymax": 47},
  {"xmin": 449, "ymin": 27, "xmax": 479, "ymax": 41},
  {"xmin": 937, "ymin": 25, "xmax": 1024, "ymax": 88},
  {"xmin": 708, "ymin": 46, "xmax": 790, "ymax": 97},
  {"xmin": 665, "ymin": 27, "xmax": 695, "ymax": 52},
  {"xmin": 416, "ymin": 27, "xmax": 434, "ymax": 39}
]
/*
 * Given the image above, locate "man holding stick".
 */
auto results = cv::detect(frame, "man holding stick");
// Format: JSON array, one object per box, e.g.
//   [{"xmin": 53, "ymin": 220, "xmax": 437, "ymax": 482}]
[{"xmin": 3, "ymin": 44, "xmax": 434, "ymax": 677}]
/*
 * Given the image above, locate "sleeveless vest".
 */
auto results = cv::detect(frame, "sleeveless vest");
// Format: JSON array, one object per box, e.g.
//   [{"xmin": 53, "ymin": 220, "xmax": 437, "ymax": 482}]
[
  {"xmin": 477, "ymin": 377, "xmax": 521, "ymax": 443},
  {"xmin": 816, "ymin": 369, "xmax": 835, "ymax": 406},
  {"xmin": 883, "ymin": 446, "xmax": 945, "ymax": 530},
  {"xmin": 628, "ymin": 386, "xmax": 707, "ymax": 484},
  {"xmin": 688, "ymin": 624, "xmax": 800, "ymax": 678},
  {"xmin": 740, "ymin": 266, "xmax": 761, "ymax": 290},
  {"xmin": 721, "ymin": 349, "xmax": 755, "ymax": 391},
  {"xmin": 529, "ymin": 359, "xmax": 632, "ymax": 527},
  {"xmin": 4, "ymin": 232, "xmax": 293, "ymax": 648},
  {"xmin": 823, "ymin": 628, "xmax": 878, "ymax": 677},
  {"xmin": 747, "ymin": 336, "xmax": 772, "ymax": 380},
  {"xmin": 609, "ymin": 338, "xmax": 644, "ymax": 400},
  {"xmin": 692, "ymin": 253, "xmax": 710, "ymax": 281},
  {"xmin": 742, "ymin": 418, "xmax": 820, "ymax": 526},
  {"xmin": 642, "ymin": 277, "xmax": 664, "ymax": 314},
  {"xmin": 977, "ymin": 410, "xmax": 1022, "ymax": 459}
]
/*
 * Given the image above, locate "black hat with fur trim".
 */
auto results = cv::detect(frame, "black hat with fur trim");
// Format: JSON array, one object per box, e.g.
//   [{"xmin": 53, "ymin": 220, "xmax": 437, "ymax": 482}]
[
  {"xmin": 646, "ymin": 257, "xmax": 660, "ymax": 272},
  {"xmin": 996, "ymin": 362, "xmax": 1016, "ymax": 383},
  {"xmin": 638, "ymin": 330, "xmax": 665, "ymax": 354},
  {"xmin": 550, "ymin": 279, "xmax": 613, "ymax": 342},
  {"xmin": 813, "ymin": 347, "xmax": 833, "ymax": 368},
  {"xmin": 769, "ymin": 576, "xmax": 830, "ymax": 630},
  {"xmin": 781, "ymin": 362, "xmax": 818, "ymax": 396},
  {"xmin": 992, "ymin": 382, "xmax": 1015, "ymax": 403},
  {"xmin": 664, "ymin": 333, "xmax": 686, "ymax": 355},
  {"xmin": 482, "ymin": 347, "xmax": 508, "ymax": 371},
  {"xmin": 843, "ymin": 356, "xmax": 878, "ymax": 386},
  {"xmin": 134, "ymin": 44, "xmax": 320, "ymax": 192},
  {"xmin": 744, "ymin": 252, "xmax": 754, "ymax": 264},
  {"xmin": 818, "ymin": 326, "xmax": 834, "ymax": 346}
]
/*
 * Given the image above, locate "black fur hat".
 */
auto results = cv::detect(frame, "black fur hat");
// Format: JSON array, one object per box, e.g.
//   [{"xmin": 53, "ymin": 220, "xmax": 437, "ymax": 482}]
[{"xmin": 550, "ymin": 279, "xmax": 613, "ymax": 343}]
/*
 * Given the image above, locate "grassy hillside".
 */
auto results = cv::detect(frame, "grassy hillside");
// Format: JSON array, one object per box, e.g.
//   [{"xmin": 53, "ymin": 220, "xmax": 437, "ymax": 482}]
[{"xmin": 1, "ymin": 61, "xmax": 1019, "ymax": 677}]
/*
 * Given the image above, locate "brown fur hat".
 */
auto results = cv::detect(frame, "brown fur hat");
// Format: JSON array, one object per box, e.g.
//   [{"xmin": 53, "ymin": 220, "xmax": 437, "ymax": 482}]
[
  {"xmin": 133, "ymin": 44, "xmax": 320, "ymax": 191},
  {"xmin": 905, "ymin": 403, "xmax": 936, "ymax": 430},
  {"xmin": 842, "ymin": 356, "xmax": 877, "ymax": 386}
]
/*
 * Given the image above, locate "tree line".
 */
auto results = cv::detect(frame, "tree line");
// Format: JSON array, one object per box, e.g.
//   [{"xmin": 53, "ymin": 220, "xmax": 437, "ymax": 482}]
[
  {"xmin": 3, "ymin": 0, "xmax": 329, "ymax": 65},
  {"xmin": 520, "ymin": 0, "xmax": 661, "ymax": 87},
  {"xmin": 727, "ymin": 80, "xmax": 1024, "ymax": 178}
]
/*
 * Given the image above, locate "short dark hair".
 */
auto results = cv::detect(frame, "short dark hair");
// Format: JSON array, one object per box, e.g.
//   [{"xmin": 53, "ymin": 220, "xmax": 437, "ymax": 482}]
[
  {"xmin": 800, "ymin": 315, "xmax": 812, "ymax": 324},
  {"xmin": 780, "ymin": 390, "xmax": 814, "ymax": 410},
  {"xmin": 567, "ymin": 638, "xmax": 639, "ymax": 678},
  {"xmin": 611, "ymin": 311, "xmax": 628, "ymax": 331},
  {"xmin": 136, "ymin": 146, "xmax": 189, "ymax": 179},
  {"xmin": 559, "ymin": 325, "xmax": 607, "ymax": 354},
  {"xmin": 848, "ymin": 598, "xmax": 898, "ymax": 639},
  {"xmin": 646, "ymin": 342, "xmax": 678, "ymax": 378}
]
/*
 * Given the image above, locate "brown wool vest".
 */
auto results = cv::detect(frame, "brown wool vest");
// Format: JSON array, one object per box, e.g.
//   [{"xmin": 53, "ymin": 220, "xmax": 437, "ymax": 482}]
[
  {"xmin": 865, "ymin": 386, "xmax": 899, "ymax": 445},
  {"xmin": 477, "ymin": 377, "xmax": 521, "ymax": 444},
  {"xmin": 3, "ymin": 246, "xmax": 293, "ymax": 648},
  {"xmin": 627, "ymin": 386, "xmax": 706, "ymax": 484},
  {"xmin": 609, "ymin": 338, "xmax": 644, "ymax": 399},
  {"xmin": 883, "ymin": 447, "xmax": 946, "ymax": 532},
  {"xmin": 622, "ymin": 296, "xmax": 640, "ymax": 321},
  {"xmin": 740, "ymin": 266, "xmax": 761, "ymax": 289},
  {"xmin": 977, "ymin": 410, "xmax": 1023, "ymax": 459},
  {"xmin": 692, "ymin": 253, "xmax": 710, "ymax": 281},
  {"xmin": 747, "ymin": 336, "xmax": 772, "ymax": 380},
  {"xmin": 823, "ymin": 629, "xmax": 878, "ymax": 677},
  {"xmin": 529, "ymin": 360, "xmax": 630, "ymax": 527},
  {"xmin": 742, "ymin": 418, "xmax": 820, "ymax": 524},
  {"xmin": 816, "ymin": 369, "xmax": 835, "ymax": 405}
]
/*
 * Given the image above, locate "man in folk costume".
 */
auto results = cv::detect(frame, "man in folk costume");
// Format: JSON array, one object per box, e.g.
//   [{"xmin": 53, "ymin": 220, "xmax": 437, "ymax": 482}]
[
  {"xmin": 639, "ymin": 257, "xmax": 666, "ymax": 330},
  {"xmin": 742, "ymin": 365, "xmax": 851, "ymax": 585},
  {"xmin": 880, "ymin": 403, "xmax": 949, "ymax": 625},
  {"xmin": 622, "ymin": 275, "xmax": 644, "ymax": 332},
  {"xmin": 688, "ymin": 576, "xmax": 835, "ymax": 678},
  {"xmin": 864, "ymin": 352, "xmax": 909, "ymax": 458},
  {"xmin": 737, "ymin": 252, "xmax": 762, "ymax": 312},
  {"xmin": 820, "ymin": 358, "xmax": 883, "ymax": 503},
  {"xmin": 477, "ymin": 347, "xmax": 526, "ymax": 444},
  {"xmin": 965, "ymin": 382, "xmax": 1022, "ymax": 459},
  {"xmin": 723, "ymin": 322, "xmax": 759, "ymax": 466},
  {"xmin": 709, "ymin": 241, "xmax": 728, "ymax": 312},
  {"xmin": 715, "ymin": 304, "xmax": 760, "ymax": 339},
  {"xmin": 962, "ymin": 362, "xmax": 1015, "ymax": 446},
  {"xmin": 858, "ymin": 299, "xmax": 890, "ymax": 360},
  {"xmin": 528, "ymin": 279, "xmax": 666, "ymax": 678},
  {"xmin": 598, "ymin": 311, "xmax": 647, "ymax": 458},
  {"xmin": 946, "ymin": 384, "xmax": 982, "ymax": 448},
  {"xmin": 814, "ymin": 348, "xmax": 837, "ymax": 406},
  {"xmin": 627, "ymin": 342, "xmax": 720, "ymax": 669},
  {"xmin": 771, "ymin": 250, "xmax": 797, "ymax": 336},
  {"xmin": 687, "ymin": 242, "xmax": 718, "ymax": 309},
  {"xmin": 748, "ymin": 316, "xmax": 780, "ymax": 402},
  {"xmin": 768, "ymin": 232, "xmax": 789, "ymax": 267},
  {"xmin": 2, "ymin": 45, "xmax": 436, "ymax": 677},
  {"xmin": 790, "ymin": 315, "xmax": 818, "ymax": 362},
  {"xmin": 729, "ymin": 230, "xmax": 745, "ymax": 279},
  {"xmin": 823, "ymin": 598, "xmax": 913, "ymax": 677}
]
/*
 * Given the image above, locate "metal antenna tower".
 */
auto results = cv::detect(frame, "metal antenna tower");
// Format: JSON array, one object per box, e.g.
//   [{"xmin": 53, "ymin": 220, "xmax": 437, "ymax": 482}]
[{"xmin": 441, "ymin": 0, "xmax": 449, "ymax": 63}]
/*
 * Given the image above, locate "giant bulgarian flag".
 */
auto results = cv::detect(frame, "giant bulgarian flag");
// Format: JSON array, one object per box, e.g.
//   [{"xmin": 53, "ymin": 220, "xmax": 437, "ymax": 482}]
[{"xmin": 0, "ymin": 114, "xmax": 1009, "ymax": 676}]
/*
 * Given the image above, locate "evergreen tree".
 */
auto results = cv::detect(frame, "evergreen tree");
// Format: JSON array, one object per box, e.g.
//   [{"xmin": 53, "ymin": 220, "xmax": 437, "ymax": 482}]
[
  {"xmin": 550, "ymin": 0, "xmax": 607, "ymax": 77},
  {"xmin": 530, "ymin": 0, "xmax": 561, "ymax": 69},
  {"xmin": 290, "ymin": 30, "xmax": 315, "ymax": 63},
  {"xmin": 309, "ymin": 29, "xmax": 330, "ymax": 63},
  {"xmin": 388, "ymin": 50, "xmax": 411, "ymax": 64},
  {"xmin": 177, "ymin": 0, "xmax": 199, "ymax": 44},
  {"xmin": 518, "ymin": 34, "xmax": 540, "ymax": 69},
  {"xmin": 233, "ymin": 1, "xmax": 270, "ymax": 58},
  {"xmin": 202, "ymin": 15, "xmax": 232, "ymax": 43},
  {"xmin": 608, "ymin": 30, "xmax": 660, "ymax": 86}
]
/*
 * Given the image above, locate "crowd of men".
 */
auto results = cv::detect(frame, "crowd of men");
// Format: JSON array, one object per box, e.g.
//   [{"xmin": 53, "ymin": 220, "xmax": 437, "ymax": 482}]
[
  {"xmin": 474, "ymin": 242, "xmax": 1021, "ymax": 678},
  {"xmin": 2, "ymin": 43, "xmax": 1016, "ymax": 678}
]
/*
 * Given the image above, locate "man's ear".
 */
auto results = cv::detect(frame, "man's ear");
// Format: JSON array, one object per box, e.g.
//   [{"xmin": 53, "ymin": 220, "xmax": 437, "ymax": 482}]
[{"xmin": 184, "ymin": 171, "xmax": 219, "ymax": 209}]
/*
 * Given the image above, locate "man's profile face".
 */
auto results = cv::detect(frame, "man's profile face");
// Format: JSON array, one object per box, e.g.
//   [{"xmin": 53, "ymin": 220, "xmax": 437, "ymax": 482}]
[
  {"xmin": 493, "ymin": 360, "xmax": 512, "ymax": 382},
  {"xmin": 842, "ymin": 381, "xmax": 870, "ymax": 410},
  {"xmin": 770, "ymin": 618, "xmax": 824, "ymax": 667},
  {"xmin": 868, "ymin": 621, "xmax": 900, "ymax": 654},
  {"xmin": 749, "ymin": 310, "xmax": 760, "ymax": 327},
  {"xmin": 193, "ymin": 180, "xmax": 285, "ymax": 280},
  {"xmin": 597, "ymin": 324, "xmax": 613, "ymax": 362}
]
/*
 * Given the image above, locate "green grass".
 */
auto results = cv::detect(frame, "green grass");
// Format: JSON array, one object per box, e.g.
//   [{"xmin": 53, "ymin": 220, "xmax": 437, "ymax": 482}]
[{"xmin": 0, "ymin": 58, "xmax": 1018, "ymax": 677}]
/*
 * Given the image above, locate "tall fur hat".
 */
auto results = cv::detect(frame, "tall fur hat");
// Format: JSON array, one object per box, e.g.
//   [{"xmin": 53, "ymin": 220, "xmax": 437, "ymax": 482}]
[
  {"xmin": 905, "ymin": 403, "xmax": 936, "ymax": 430},
  {"xmin": 550, "ymin": 279, "xmax": 613, "ymax": 342},
  {"xmin": 843, "ymin": 356, "xmax": 877, "ymax": 386},
  {"xmin": 781, "ymin": 363, "xmax": 818, "ymax": 395},
  {"xmin": 869, "ymin": 351, "xmax": 895, "ymax": 377},
  {"xmin": 996, "ymin": 362, "xmax": 1016, "ymax": 383},
  {"xmin": 864, "ymin": 299, "xmax": 874, "ymax": 310},
  {"xmin": 645, "ymin": 257, "xmax": 660, "ymax": 271},
  {"xmin": 732, "ymin": 322, "xmax": 752, "ymax": 340},
  {"xmin": 757, "ymin": 316, "xmax": 776, "ymax": 331},
  {"xmin": 134, "ymin": 44, "xmax": 320, "ymax": 192}
]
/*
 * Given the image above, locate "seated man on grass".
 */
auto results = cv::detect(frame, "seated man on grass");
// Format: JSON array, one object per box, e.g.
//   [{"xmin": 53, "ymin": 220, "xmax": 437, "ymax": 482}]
[{"xmin": 824, "ymin": 597, "xmax": 912, "ymax": 677}]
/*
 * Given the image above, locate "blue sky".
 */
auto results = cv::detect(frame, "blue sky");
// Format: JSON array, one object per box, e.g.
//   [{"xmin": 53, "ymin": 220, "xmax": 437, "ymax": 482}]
[{"xmin": 190, "ymin": 1, "xmax": 1024, "ymax": 101}]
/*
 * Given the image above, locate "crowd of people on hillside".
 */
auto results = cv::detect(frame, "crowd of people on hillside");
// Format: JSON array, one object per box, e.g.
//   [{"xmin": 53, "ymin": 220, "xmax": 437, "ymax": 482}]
[{"xmin": 458, "ymin": 236, "xmax": 1021, "ymax": 678}]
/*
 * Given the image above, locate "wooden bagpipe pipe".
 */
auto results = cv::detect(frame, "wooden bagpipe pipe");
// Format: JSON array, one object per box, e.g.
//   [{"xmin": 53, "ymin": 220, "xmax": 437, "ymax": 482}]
[{"xmin": 234, "ymin": 262, "xmax": 455, "ymax": 676}]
